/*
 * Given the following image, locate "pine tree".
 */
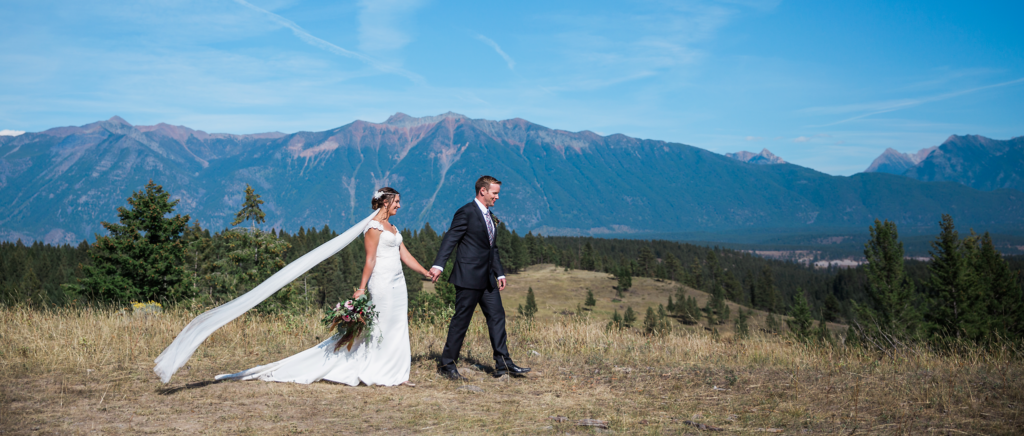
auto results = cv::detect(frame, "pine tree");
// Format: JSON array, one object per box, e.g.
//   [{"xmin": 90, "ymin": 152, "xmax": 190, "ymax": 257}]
[
  {"xmin": 638, "ymin": 247, "xmax": 656, "ymax": 277},
  {"xmin": 664, "ymin": 253, "xmax": 682, "ymax": 282},
  {"xmin": 231, "ymin": 184, "xmax": 266, "ymax": 230},
  {"xmin": 616, "ymin": 266, "xmax": 632, "ymax": 293},
  {"xmin": 814, "ymin": 312, "xmax": 833, "ymax": 344},
  {"xmin": 765, "ymin": 312, "xmax": 781, "ymax": 334},
  {"xmin": 643, "ymin": 306, "xmax": 659, "ymax": 334},
  {"xmin": 735, "ymin": 309, "xmax": 750, "ymax": 339},
  {"xmin": 973, "ymin": 232, "xmax": 1023, "ymax": 340},
  {"xmin": 706, "ymin": 250, "xmax": 724, "ymax": 291},
  {"xmin": 518, "ymin": 287, "xmax": 538, "ymax": 319},
  {"xmin": 644, "ymin": 305, "xmax": 672, "ymax": 335},
  {"xmin": 823, "ymin": 294, "xmax": 842, "ymax": 322},
  {"xmin": 69, "ymin": 181, "xmax": 191, "ymax": 305},
  {"xmin": 687, "ymin": 258, "xmax": 704, "ymax": 290},
  {"xmin": 703, "ymin": 299, "xmax": 717, "ymax": 326},
  {"xmin": 607, "ymin": 310, "xmax": 623, "ymax": 331},
  {"xmin": 845, "ymin": 325, "xmax": 860, "ymax": 348},
  {"xmin": 787, "ymin": 288, "xmax": 814, "ymax": 341},
  {"xmin": 584, "ymin": 289, "xmax": 597, "ymax": 306},
  {"xmin": 581, "ymin": 242, "xmax": 596, "ymax": 271},
  {"xmin": 855, "ymin": 219, "xmax": 919, "ymax": 345},
  {"xmin": 756, "ymin": 266, "xmax": 779, "ymax": 313},
  {"xmin": 623, "ymin": 306, "xmax": 637, "ymax": 327},
  {"xmin": 20, "ymin": 267, "xmax": 45, "ymax": 307},
  {"xmin": 926, "ymin": 214, "xmax": 984, "ymax": 342}
]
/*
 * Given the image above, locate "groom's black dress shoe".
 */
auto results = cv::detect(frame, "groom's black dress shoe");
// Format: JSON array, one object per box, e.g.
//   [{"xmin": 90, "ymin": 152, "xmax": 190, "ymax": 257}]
[
  {"xmin": 440, "ymin": 369, "xmax": 467, "ymax": 381},
  {"xmin": 493, "ymin": 360, "xmax": 531, "ymax": 377}
]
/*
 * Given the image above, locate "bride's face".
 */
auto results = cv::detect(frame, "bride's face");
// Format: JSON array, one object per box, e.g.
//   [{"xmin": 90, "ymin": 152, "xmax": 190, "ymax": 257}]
[{"xmin": 387, "ymin": 195, "xmax": 401, "ymax": 216}]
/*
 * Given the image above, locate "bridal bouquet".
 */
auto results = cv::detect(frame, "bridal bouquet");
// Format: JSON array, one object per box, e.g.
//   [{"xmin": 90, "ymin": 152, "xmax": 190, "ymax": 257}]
[{"xmin": 322, "ymin": 294, "xmax": 379, "ymax": 351}]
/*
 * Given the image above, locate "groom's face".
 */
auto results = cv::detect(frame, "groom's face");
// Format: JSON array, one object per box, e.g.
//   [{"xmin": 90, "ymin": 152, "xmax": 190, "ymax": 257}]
[{"xmin": 479, "ymin": 183, "xmax": 500, "ymax": 208}]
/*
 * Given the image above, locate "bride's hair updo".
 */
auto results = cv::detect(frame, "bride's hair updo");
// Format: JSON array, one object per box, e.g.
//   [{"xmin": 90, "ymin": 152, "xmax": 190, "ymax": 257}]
[{"xmin": 371, "ymin": 187, "xmax": 400, "ymax": 210}]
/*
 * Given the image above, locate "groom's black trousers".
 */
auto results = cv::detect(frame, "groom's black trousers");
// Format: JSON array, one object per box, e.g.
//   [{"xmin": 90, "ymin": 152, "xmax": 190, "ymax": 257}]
[{"xmin": 440, "ymin": 285, "xmax": 510, "ymax": 371}]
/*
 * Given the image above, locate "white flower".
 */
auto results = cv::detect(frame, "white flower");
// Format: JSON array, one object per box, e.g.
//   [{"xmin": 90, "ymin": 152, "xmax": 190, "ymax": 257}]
[{"xmin": 373, "ymin": 190, "xmax": 384, "ymax": 200}]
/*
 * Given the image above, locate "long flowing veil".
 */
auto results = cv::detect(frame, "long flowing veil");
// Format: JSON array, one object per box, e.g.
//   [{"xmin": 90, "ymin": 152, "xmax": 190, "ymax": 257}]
[{"xmin": 153, "ymin": 211, "xmax": 378, "ymax": 384}]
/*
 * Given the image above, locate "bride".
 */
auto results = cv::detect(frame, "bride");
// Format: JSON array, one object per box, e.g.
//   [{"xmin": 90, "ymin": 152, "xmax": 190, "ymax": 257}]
[{"xmin": 210, "ymin": 187, "xmax": 432, "ymax": 386}]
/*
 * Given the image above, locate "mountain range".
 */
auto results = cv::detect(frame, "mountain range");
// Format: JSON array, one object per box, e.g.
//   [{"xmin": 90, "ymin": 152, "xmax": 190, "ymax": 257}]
[
  {"xmin": 864, "ymin": 147, "xmax": 936, "ymax": 175},
  {"xmin": 2, "ymin": 113, "xmax": 1023, "ymax": 245},
  {"xmin": 725, "ymin": 149, "xmax": 786, "ymax": 165},
  {"xmin": 864, "ymin": 135, "xmax": 1024, "ymax": 192}
]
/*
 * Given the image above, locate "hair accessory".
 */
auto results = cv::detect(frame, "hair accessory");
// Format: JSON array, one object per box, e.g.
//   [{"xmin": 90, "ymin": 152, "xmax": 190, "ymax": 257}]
[{"xmin": 373, "ymin": 190, "xmax": 384, "ymax": 200}]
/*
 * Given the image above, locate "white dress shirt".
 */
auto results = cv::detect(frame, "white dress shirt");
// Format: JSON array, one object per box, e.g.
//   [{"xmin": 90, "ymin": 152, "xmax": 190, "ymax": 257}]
[{"xmin": 432, "ymin": 199, "xmax": 505, "ymax": 281}]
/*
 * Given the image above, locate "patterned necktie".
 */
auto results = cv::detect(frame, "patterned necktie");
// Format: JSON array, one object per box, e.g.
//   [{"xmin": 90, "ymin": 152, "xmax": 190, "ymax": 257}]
[{"xmin": 484, "ymin": 211, "xmax": 495, "ymax": 246}]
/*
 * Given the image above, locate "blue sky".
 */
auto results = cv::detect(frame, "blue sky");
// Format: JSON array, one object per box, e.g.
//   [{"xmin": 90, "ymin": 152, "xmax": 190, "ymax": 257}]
[{"xmin": 1, "ymin": 0, "xmax": 1021, "ymax": 175}]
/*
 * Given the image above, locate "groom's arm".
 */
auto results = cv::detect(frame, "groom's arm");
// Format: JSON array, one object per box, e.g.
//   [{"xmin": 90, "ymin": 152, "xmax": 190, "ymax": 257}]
[{"xmin": 430, "ymin": 207, "xmax": 469, "ymax": 278}]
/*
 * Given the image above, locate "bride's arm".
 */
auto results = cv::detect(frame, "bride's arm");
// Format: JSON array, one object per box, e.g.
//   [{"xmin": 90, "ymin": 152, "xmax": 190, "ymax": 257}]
[
  {"xmin": 355, "ymin": 229, "xmax": 381, "ymax": 298},
  {"xmin": 399, "ymin": 242, "xmax": 432, "ymax": 279}
]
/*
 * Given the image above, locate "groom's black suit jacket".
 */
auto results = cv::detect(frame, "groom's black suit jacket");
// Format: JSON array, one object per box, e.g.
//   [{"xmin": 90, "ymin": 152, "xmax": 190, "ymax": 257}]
[{"xmin": 432, "ymin": 201, "xmax": 506, "ymax": 290}]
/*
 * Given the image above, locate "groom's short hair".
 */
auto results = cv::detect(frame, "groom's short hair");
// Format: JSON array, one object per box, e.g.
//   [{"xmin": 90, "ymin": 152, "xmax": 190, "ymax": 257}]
[{"xmin": 475, "ymin": 175, "xmax": 501, "ymax": 195}]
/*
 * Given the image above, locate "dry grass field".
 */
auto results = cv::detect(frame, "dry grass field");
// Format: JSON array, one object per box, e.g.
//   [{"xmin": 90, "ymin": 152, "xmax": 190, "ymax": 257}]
[{"xmin": 1, "ymin": 265, "xmax": 1022, "ymax": 435}]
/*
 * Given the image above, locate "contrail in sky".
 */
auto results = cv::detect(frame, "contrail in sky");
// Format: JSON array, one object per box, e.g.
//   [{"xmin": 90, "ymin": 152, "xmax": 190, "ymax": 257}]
[
  {"xmin": 812, "ymin": 77, "xmax": 1024, "ymax": 127},
  {"xmin": 231, "ymin": 0, "xmax": 424, "ymax": 83},
  {"xmin": 475, "ymin": 34, "xmax": 516, "ymax": 70}
]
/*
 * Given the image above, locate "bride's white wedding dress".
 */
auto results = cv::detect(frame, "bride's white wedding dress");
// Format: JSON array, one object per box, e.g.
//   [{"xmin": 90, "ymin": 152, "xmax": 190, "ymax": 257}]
[{"xmin": 214, "ymin": 220, "xmax": 410, "ymax": 386}]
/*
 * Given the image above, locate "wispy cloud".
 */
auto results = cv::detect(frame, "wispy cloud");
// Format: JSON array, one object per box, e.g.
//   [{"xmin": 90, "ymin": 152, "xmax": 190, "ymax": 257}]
[
  {"xmin": 357, "ymin": 0, "xmax": 424, "ymax": 52},
  {"xmin": 804, "ymin": 77, "xmax": 1024, "ymax": 126},
  {"xmin": 475, "ymin": 34, "xmax": 516, "ymax": 70},
  {"xmin": 793, "ymin": 136, "xmax": 810, "ymax": 142},
  {"xmin": 744, "ymin": 136, "xmax": 762, "ymax": 141},
  {"xmin": 231, "ymin": 0, "xmax": 423, "ymax": 83},
  {"xmin": 0, "ymin": 130, "xmax": 25, "ymax": 136}
]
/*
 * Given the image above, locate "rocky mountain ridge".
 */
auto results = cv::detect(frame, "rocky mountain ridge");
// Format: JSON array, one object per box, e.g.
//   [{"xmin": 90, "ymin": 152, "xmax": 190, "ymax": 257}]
[{"xmin": 2, "ymin": 114, "xmax": 1022, "ymax": 245}]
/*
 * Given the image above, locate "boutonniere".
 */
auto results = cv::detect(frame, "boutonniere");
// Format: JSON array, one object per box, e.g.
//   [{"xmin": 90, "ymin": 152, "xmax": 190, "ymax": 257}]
[{"xmin": 490, "ymin": 211, "xmax": 501, "ymax": 225}]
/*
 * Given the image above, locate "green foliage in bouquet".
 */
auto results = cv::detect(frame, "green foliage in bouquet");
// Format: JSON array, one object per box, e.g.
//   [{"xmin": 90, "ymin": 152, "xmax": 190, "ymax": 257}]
[{"xmin": 322, "ymin": 294, "xmax": 379, "ymax": 352}]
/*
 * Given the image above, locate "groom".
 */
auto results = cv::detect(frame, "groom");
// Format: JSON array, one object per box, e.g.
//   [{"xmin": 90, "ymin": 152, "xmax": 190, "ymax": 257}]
[{"xmin": 430, "ymin": 175, "xmax": 530, "ymax": 380}]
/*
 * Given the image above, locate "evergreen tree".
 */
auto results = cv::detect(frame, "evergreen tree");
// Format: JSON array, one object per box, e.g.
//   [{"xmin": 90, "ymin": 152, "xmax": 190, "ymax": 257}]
[
  {"xmin": 20, "ymin": 267, "xmax": 45, "ymax": 307},
  {"xmin": 822, "ymin": 294, "xmax": 842, "ymax": 322},
  {"xmin": 973, "ymin": 232, "xmax": 1023, "ymax": 340},
  {"xmin": 765, "ymin": 312, "xmax": 781, "ymax": 334},
  {"xmin": 845, "ymin": 325, "xmax": 860, "ymax": 348},
  {"xmin": 676, "ymin": 296, "xmax": 701, "ymax": 324},
  {"xmin": 643, "ymin": 305, "xmax": 671, "ymax": 335},
  {"xmin": 666, "ymin": 295, "xmax": 676, "ymax": 312},
  {"xmin": 581, "ymin": 242, "xmax": 596, "ymax": 271},
  {"xmin": 756, "ymin": 266, "xmax": 779, "ymax": 313},
  {"xmin": 854, "ymin": 219, "xmax": 919, "ymax": 344},
  {"xmin": 814, "ymin": 312, "xmax": 833, "ymax": 344},
  {"xmin": 584, "ymin": 289, "xmax": 597, "ymax": 306},
  {"xmin": 787, "ymin": 288, "xmax": 814, "ymax": 341},
  {"xmin": 638, "ymin": 246, "xmax": 656, "ymax": 277},
  {"xmin": 607, "ymin": 310, "xmax": 623, "ymax": 331},
  {"xmin": 623, "ymin": 306, "xmax": 637, "ymax": 327},
  {"xmin": 703, "ymin": 299, "xmax": 717, "ymax": 326},
  {"xmin": 706, "ymin": 250, "xmax": 723, "ymax": 291},
  {"xmin": 68, "ymin": 181, "xmax": 191, "ymax": 304},
  {"xmin": 616, "ymin": 266, "xmax": 632, "ymax": 293},
  {"xmin": 231, "ymin": 184, "xmax": 266, "ymax": 230},
  {"xmin": 664, "ymin": 253, "xmax": 682, "ymax": 282},
  {"xmin": 735, "ymin": 309, "xmax": 750, "ymax": 339},
  {"xmin": 926, "ymin": 215, "xmax": 984, "ymax": 341},
  {"xmin": 518, "ymin": 287, "xmax": 538, "ymax": 319},
  {"xmin": 687, "ymin": 258, "xmax": 704, "ymax": 290}
]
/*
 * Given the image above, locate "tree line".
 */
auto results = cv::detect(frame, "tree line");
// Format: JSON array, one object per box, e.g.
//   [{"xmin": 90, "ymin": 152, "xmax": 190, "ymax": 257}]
[{"xmin": 1, "ymin": 181, "xmax": 1022, "ymax": 344}]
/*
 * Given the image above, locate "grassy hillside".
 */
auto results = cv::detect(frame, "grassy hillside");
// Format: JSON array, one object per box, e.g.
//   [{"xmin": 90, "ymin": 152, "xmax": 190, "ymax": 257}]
[
  {"xmin": 2, "ymin": 299, "xmax": 1020, "ymax": 434},
  {"xmin": 426, "ymin": 264, "xmax": 848, "ymax": 336}
]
